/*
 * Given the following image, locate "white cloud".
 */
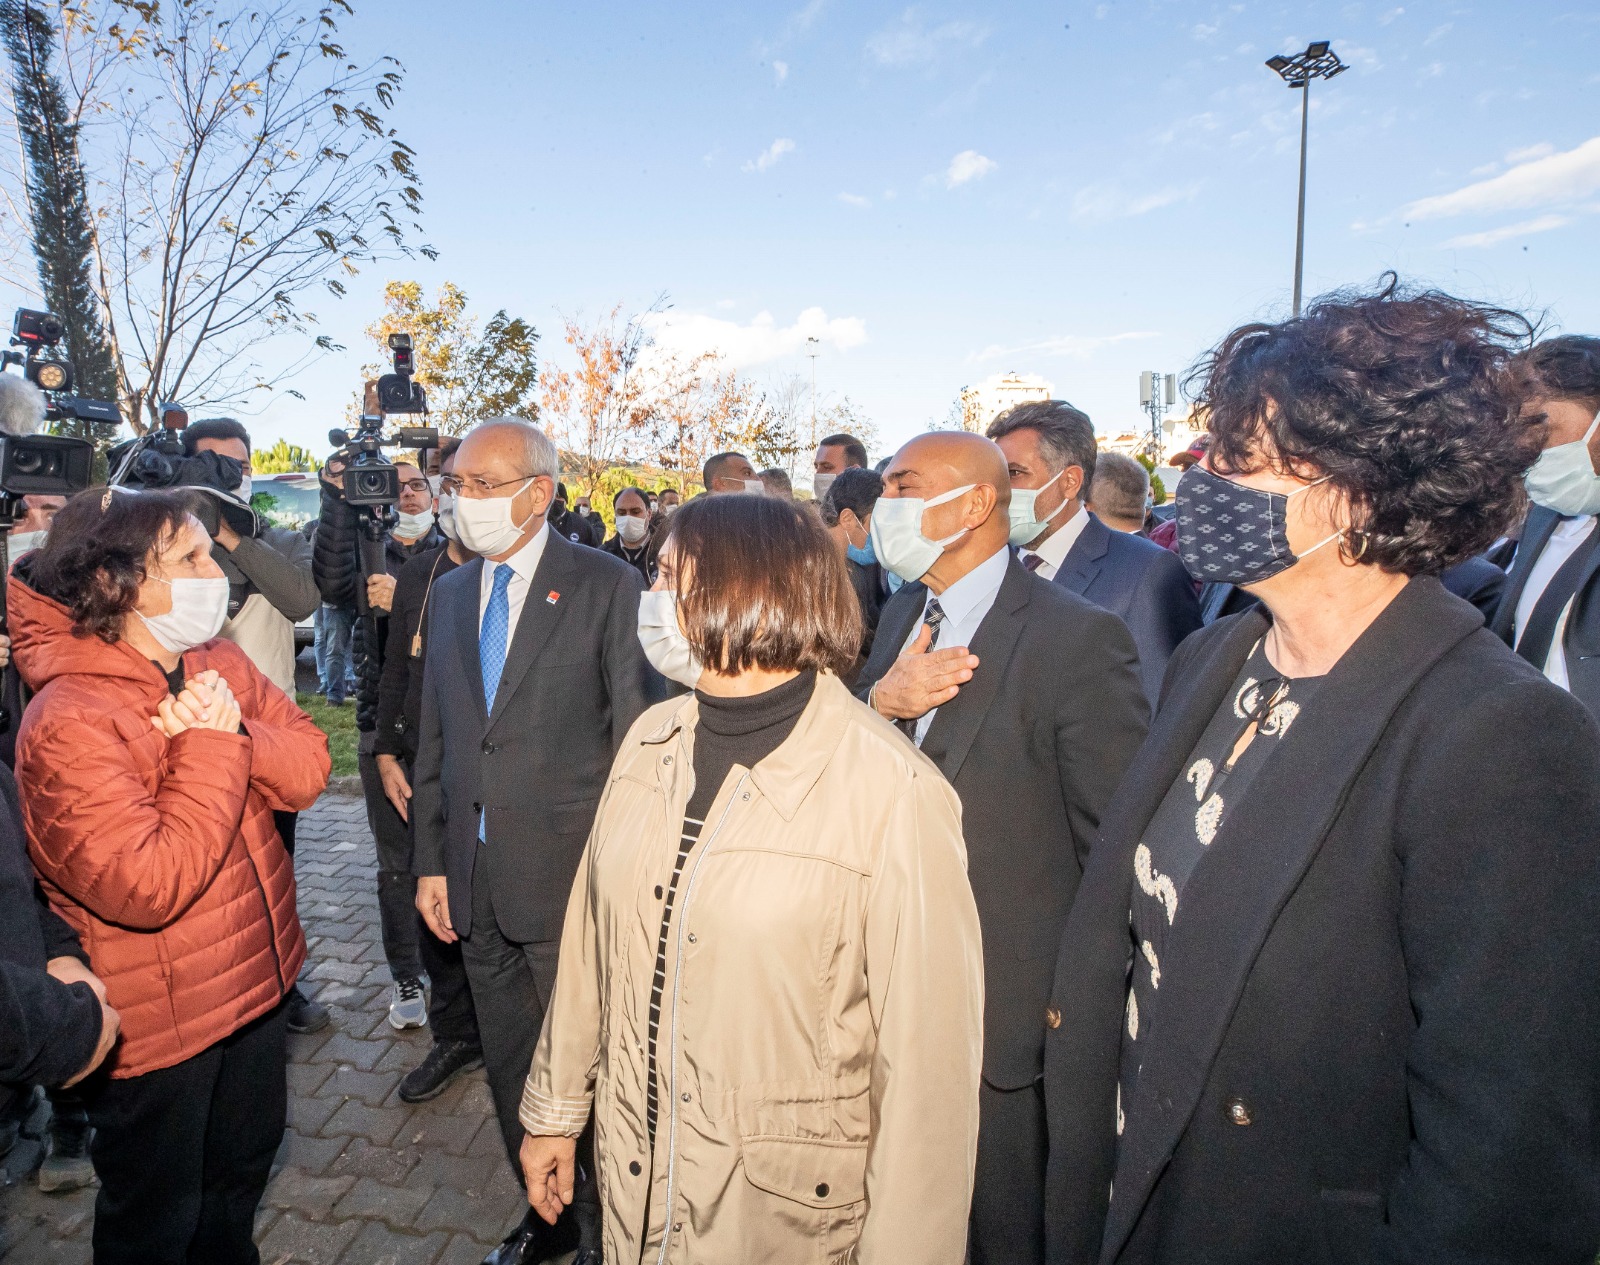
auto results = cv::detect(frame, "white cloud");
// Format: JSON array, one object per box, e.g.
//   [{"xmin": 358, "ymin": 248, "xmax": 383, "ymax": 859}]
[
  {"xmin": 1424, "ymin": 21, "xmax": 1452, "ymax": 43},
  {"xmin": 645, "ymin": 307, "xmax": 867, "ymax": 370},
  {"xmin": 1379, "ymin": 7, "xmax": 1405, "ymax": 25},
  {"xmin": 1192, "ymin": 22, "xmax": 1219, "ymax": 40},
  {"xmin": 1506, "ymin": 142, "xmax": 1554, "ymax": 164},
  {"xmin": 773, "ymin": 60, "xmax": 789, "ymax": 84},
  {"xmin": 1071, "ymin": 181, "xmax": 1199, "ymax": 222},
  {"xmin": 866, "ymin": 9, "xmax": 988, "ymax": 67},
  {"xmin": 946, "ymin": 149, "xmax": 997, "ymax": 188},
  {"xmin": 1404, "ymin": 135, "xmax": 1600, "ymax": 219},
  {"xmin": 743, "ymin": 138, "xmax": 796, "ymax": 173},
  {"xmin": 837, "ymin": 192, "xmax": 872, "ymax": 208},
  {"xmin": 976, "ymin": 331, "xmax": 1158, "ymax": 362},
  {"xmin": 1441, "ymin": 214, "xmax": 1572, "ymax": 249}
]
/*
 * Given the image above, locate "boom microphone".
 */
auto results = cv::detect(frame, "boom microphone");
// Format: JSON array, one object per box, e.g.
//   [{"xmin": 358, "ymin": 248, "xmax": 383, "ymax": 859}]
[{"xmin": 0, "ymin": 371, "xmax": 45, "ymax": 437}]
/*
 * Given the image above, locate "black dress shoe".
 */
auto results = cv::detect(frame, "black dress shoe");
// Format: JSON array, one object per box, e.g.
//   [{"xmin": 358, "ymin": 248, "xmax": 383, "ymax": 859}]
[
  {"xmin": 398, "ymin": 1039, "xmax": 484, "ymax": 1103},
  {"xmin": 480, "ymin": 1209, "xmax": 579, "ymax": 1265}
]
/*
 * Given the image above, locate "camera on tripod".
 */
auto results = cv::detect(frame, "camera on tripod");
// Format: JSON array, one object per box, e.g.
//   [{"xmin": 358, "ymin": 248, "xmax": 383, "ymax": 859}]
[
  {"xmin": 376, "ymin": 332, "xmax": 425, "ymax": 414},
  {"xmin": 0, "ymin": 308, "xmax": 120, "ymax": 428}
]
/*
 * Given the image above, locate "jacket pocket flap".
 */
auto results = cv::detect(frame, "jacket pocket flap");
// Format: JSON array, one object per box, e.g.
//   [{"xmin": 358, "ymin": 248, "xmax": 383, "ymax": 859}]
[{"xmin": 741, "ymin": 1136, "xmax": 867, "ymax": 1208}]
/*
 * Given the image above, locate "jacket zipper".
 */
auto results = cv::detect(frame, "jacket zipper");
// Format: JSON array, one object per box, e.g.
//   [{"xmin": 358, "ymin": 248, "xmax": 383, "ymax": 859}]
[{"xmin": 654, "ymin": 771, "xmax": 749, "ymax": 1265}]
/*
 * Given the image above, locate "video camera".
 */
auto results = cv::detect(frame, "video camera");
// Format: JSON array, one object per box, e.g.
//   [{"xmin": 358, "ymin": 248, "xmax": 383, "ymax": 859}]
[
  {"xmin": 0, "ymin": 308, "xmax": 120, "ymax": 429},
  {"xmin": 375, "ymin": 332, "xmax": 425, "ymax": 415},
  {"xmin": 326, "ymin": 355, "xmax": 436, "ymax": 611}
]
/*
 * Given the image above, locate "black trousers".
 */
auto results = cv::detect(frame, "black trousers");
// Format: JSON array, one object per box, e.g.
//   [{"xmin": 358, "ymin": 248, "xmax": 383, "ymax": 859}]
[
  {"xmin": 460, "ymin": 866, "xmax": 597, "ymax": 1228},
  {"xmin": 969, "ymin": 1079, "xmax": 1047, "ymax": 1265},
  {"xmin": 398, "ymin": 759, "xmax": 478, "ymax": 1047},
  {"xmin": 358, "ymin": 751, "xmax": 423, "ymax": 982},
  {"xmin": 86, "ymin": 1002, "xmax": 288, "ymax": 1265}
]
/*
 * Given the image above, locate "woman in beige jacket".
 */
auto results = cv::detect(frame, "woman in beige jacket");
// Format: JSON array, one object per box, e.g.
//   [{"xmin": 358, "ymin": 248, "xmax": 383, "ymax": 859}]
[{"xmin": 519, "ymin": 493, "xmax": 984, "ymax": 1265}]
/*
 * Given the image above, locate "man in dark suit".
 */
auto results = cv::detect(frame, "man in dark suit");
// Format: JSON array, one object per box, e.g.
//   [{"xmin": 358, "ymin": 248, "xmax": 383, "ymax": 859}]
[
  {"xmin": 413, "ymin": 419, "xmax": 654, "ymax": 1265},
  {"xmin": 855, "ymin": 432, "xmax": 1148, "ymax": 1265},
  {"xmin": 986, "ymin": 401, "xmax": 1200, "ymax": 705},
  {"xmin": 1491, "ymin": 334, "xmax": 1600, "ymax": 721}
]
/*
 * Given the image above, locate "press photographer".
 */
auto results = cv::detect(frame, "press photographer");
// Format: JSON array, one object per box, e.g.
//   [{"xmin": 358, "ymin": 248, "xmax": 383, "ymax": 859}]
[{"xmin": 313, "ymin": 364, "xmax": 444, "ymax": 1032}]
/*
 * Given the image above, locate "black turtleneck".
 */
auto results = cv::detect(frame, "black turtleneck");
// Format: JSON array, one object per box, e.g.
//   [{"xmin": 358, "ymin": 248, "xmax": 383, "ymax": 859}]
[
  {"xmin": 686, "ymin": 668, "xmax": 816, "ymax": 824},
  {"xmin": 644, "ymin": 668, "xmax": 817, "ymax": 1147}
]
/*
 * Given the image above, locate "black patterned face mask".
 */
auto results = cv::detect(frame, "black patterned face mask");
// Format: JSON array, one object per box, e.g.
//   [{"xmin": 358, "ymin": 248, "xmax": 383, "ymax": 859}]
[{"xmin": 1176, "ymin": 466, "xmax": 1337, "ymax": 586}]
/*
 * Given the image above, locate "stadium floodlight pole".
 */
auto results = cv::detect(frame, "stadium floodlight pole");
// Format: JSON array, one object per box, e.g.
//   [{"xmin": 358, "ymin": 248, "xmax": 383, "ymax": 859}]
[{"xmin": 1265, "ymin": 40, "xmax": 1346, "ymax": 317}]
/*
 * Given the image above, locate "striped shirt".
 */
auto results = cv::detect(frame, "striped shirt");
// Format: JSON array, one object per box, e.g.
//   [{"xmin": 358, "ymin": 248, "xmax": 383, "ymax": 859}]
[{"xmin": 645, "ymin": 812, "xmax": 704, "ymax": 1145}]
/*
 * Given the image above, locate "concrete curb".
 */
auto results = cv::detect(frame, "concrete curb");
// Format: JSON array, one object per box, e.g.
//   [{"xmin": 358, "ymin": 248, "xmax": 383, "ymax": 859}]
[{"xmin": 324, "ymin": 774, "xmax": 364, "ymax": 797}]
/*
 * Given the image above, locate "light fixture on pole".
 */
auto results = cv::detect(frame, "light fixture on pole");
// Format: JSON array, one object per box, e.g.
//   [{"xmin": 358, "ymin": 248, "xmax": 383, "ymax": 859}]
[
  {"xmin": 1139, "ymin": 371, "xmax": 1177, "ymax": 461},
  {"xmin": 1265, "ymin": 40, "xmax": 1346, "ymax": 318},
  {"xmin": 805, "ymin": 335, "xmax": 821, "ymax": 448}
]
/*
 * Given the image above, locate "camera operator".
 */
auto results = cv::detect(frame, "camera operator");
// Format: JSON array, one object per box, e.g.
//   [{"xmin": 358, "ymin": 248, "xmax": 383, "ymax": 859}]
[
  {"xmin": 370, "ymin": 437, "xmax": 485, "ymax": 1101},
  {"xmin": 313, "ymin": 383, "xmax": 443, "ymax": 1031},
  {"xmin": 184, "ymin": 419, "xmax": 319, "ymax": 697}
]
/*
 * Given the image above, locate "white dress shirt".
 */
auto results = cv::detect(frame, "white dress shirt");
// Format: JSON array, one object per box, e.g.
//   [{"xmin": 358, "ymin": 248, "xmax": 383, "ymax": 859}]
[
  {"xmin": 898, "ymin": 544, "xmax": 1010, "ymax": 745},
  {"xmin": 1018, "ymin": 504, "xmax": 1090, "ymax": 582},
  {"xmin": 1513, "ymin": 514, "xmax": 1597, "ymax": 690},
  {"xmin": 478, "ymin": 520, "xmax": 550, "ymax": 643}
]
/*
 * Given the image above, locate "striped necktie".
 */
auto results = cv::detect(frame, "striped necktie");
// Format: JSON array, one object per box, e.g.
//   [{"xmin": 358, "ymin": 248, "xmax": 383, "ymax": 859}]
[{"xmin": 898, "ymin": 596, "xmax": 948, "ymax": 741}]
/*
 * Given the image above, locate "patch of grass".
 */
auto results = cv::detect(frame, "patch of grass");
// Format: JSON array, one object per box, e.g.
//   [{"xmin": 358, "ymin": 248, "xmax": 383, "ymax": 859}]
[{"xmin": 296, "ymin": 691, "xmax": 358, "ymax": 777}]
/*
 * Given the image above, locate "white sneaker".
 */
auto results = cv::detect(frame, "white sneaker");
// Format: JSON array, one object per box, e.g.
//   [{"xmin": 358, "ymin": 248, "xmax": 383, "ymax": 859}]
[{"xmin": 388, "ymin": 976, "xmax": 428, "ymax": 1030}]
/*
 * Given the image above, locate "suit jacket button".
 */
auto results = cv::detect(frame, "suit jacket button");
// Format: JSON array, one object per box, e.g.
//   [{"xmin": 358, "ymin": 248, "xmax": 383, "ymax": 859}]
[
  {"xmin": 472, "ymin": 801, "xmax": 482, "ymax": 813},
  {"xmin": 1226, "ymin": 1098, "xmax": 1252, "ymax": 1126},
  {"xmin": 629, "ymin": 1160, "xmax": 642, "ymax": 1176},
  {"xmin": 1044, "ymin": 1006, "xmax": 1062, "ymax": 1030},
  {"xmin": 481, "ymin": 740, "xmax": 495, "ymax": 755}
]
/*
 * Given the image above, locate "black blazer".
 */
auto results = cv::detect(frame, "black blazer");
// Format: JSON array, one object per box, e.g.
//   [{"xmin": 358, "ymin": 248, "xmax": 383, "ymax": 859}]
[
  {"xmin": 1491, "ymin": 504, "xmax": 1600, "ymax": 721},
  {"xmin": 412, "ymin": 532, "xmax": 656, "ymax": 943},
  {"xmin": 1052, "ymin": 514, "xmax": 1201, "ymax": 704},
  {"xmin": 1042, "ymin": 577, "xmax": 1600, "ymax": 1265},
  {"xmin": 855, "ymin": 551, "xmax": 1149, "ymax": 1088}
]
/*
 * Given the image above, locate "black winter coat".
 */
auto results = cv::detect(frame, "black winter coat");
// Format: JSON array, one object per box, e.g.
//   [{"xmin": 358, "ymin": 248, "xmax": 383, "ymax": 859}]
[
  {"xmin": 0, "ymin": 762, "xmax": 99, "ymax": 1101},
  {"xmin": 313, "ymin": 486, "xmax": 442, "ymax": 733},
  {"xmin": 1042, "ymin": 577, "xmax": 1600, "ymax": 1265}
]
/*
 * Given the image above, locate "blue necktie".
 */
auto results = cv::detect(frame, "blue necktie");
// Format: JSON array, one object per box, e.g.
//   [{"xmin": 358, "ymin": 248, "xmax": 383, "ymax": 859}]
[{"xmin": 478, "ymin": 564, "xmax": 513, "ymax": 842}]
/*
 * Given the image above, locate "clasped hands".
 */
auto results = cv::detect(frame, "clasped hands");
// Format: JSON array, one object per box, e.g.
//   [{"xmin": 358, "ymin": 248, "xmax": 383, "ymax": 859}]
[
  {"xmin": 870, "ymin": 622, "xmax": 980, "ymax": 722},
  {"xmin": 150, "ymin": 668, "xmax": 242, "ymax": 737}
]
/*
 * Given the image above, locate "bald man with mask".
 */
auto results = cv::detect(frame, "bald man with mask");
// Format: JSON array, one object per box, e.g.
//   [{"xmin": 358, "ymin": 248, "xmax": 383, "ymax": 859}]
[{"xmin": 854, "ymin": 432, "xmax": 1149, "ymax": 1265}]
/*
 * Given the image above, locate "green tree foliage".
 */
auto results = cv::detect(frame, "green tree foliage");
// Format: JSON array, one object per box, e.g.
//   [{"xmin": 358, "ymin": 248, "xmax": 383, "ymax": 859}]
[
  {"xmin": 0, "ymin": 0, "xmax": 118, "ymax": 445},
  {"xmin": 1135, "ymin": 452, "xmax": 1168, "ymax": 504},
  {"xmin": 363, "ymin": 281, "xmax": 538, "ymax": 435},
  {"xmin": 253, "ymin": 438, "xmax": 316, "ymax": 473}
]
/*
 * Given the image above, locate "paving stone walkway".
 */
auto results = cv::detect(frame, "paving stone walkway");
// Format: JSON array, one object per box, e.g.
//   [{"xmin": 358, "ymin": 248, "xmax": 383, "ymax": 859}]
[{"xmin": 0, "ymin": 793, "xmax": 528, "ymax": 1264}]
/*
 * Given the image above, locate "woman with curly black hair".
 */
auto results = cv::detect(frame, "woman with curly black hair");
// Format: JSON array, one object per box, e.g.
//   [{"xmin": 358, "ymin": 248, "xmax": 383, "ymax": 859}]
[{"xmin": 1041, "ymin": 277, "xmax": 1600, "ymax": 1265}]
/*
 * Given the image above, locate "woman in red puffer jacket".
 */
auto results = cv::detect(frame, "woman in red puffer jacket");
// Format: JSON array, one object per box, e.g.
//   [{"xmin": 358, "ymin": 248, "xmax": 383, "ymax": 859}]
[{"xmin": 10, "ymin": 488, "xmax": 329, "ymax": 1265}]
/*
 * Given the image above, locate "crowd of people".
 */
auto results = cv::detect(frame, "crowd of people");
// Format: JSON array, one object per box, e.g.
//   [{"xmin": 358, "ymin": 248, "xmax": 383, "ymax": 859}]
[{"xmin": 2, "ymin": 274, "xmax": 1599, "ymax": 1265}]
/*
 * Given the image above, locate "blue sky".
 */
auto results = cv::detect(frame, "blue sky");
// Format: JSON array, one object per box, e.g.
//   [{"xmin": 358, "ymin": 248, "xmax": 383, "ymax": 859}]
[{"xmin": 240, "ymin": 0, "xmax": 1600, "ymax": 461}]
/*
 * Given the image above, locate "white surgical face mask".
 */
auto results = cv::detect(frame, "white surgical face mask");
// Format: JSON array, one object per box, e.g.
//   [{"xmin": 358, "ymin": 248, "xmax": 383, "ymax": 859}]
[
  {"xmin": 235, "ymin": 474, "xmax": 253, "ymax": 502},
  {"xmin": 1007, "ymin": 467, "xmax": 1071, "ymax": 546},
  {"xmin": 140, "ymin": 575, "xmax": 231, "ymax": 653},
  {"xmin": 1525, "ymin": 410, "xmax": 1600, "ymax": 517},
  {"xmin": 393, "ymin": 508, "xmax": 435, "ymax": 539},
  {"xmin": 435, "ymin": 492, "xmax": 459, "ymax": 543},
  {"xmin": 741, "ymin": 479, "xmax": 765, "ymax": 496},
  {"xmin": 813, "ymin": 471, "xmax": 838, "ymax": 502},
  {"xmin": 8, "ymin": 530, "xmax": 46, "ymax": 565},
  {"xmin": 868, "ymin": 484, "xmax": 976, "ymax": 583},
  {"xmin": 617, "ymin": 514, "xmax": 649, "ymax": 545},
  {"xmin": 637, "ymin": 589, "xmax": 702, "ymax": 688},
  {"xmin": 454, "ymin": 479, "xmax": 536, "ymax": 556}
]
